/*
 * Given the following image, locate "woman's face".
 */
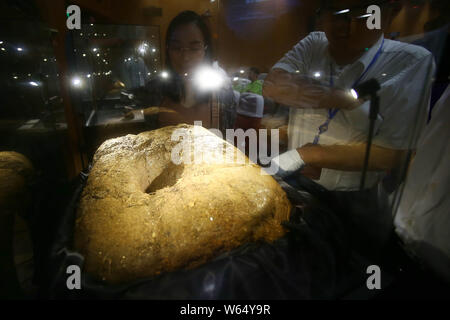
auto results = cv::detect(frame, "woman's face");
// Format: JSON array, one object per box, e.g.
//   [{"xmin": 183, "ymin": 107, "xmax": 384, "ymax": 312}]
[{"xmin": 167, "ymin": 22, "xmax": 207, "ymax": 75}]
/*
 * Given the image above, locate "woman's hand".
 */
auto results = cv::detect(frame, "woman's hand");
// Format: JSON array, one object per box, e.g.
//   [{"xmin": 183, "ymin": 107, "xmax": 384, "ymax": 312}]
[
  {"xmin": 122, "ymin": 109, "xmax": 142, "ymax": 121},
  {"xmin": 144, "ymin": 106, "xmax": 178, "ymax": 117}
]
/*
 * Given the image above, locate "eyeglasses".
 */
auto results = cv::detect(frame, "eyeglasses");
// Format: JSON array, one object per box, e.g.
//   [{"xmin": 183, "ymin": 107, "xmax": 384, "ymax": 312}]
[
  {"xmin": 167, "ymin": 44, "xmax": 207, "ymax": 54},
  {"xmin": 319, "ymin": 7, "xmax": 372, "ymax": 23},
  {"xmin": 317, "ymin": 0, "xmax": 392, "ymax": 23}
]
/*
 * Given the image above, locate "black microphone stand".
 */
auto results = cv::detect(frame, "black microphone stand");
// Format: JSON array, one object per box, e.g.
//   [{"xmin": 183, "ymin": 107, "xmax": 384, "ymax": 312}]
[{"xmin": 355, "ymin": 79, "xmax": 381, "ymax": 191}]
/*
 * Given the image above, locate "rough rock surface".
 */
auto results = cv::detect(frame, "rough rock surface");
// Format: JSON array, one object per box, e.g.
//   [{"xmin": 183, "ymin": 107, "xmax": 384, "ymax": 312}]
[{"xmin": 74, "ymin": 124, "xmax": 291, "ymax": 283}]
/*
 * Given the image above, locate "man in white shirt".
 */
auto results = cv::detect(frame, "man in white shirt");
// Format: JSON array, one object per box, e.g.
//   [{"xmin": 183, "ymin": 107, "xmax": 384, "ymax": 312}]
[
  {"xmin": 263, "ymin": 0, "xmax": 435, "ymax": 192},
  {"xmin": 394, "ymin": 85, "xmax": 450, "ymax": 284}
]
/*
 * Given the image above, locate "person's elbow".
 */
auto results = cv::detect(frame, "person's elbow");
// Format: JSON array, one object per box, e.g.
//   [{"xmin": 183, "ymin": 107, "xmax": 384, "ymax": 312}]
[
  {"xmin": 370, "ymin": 146, "xmax": 407, "ymax": 171},
  {"xmin": 262, "ymin": 68, "xmax": 289, "ymax": 100}
]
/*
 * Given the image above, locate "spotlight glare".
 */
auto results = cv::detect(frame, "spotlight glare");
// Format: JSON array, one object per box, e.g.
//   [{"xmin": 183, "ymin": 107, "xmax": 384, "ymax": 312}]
[
  {"xmin": 138, "ymin": 42, "xmax": 149, "ymax": 55},
  {"xmin": 314, "ymin": 72, "xmax": 321, "ymax": 78},
  {"xmin": 17, "ymin": 47, "xmax": 23, "ymax": 51},
  {"xmin": 194, "ymin": 65, "xmax": 224, "ymax": 91},
  {"xmin": 72, "ymin": 77, "xmax": 83, "ymax": 88},
  {"xmin": 334, "ymin": 9, "xmax": 350, "ymax": 15},
  {"xmin": 357, "ymin": 13, "xmax": 372, "ymax": 19},
  {"xmin": 161, "ymin": 71, "xmax": 169, "ymax": 79},
  {"xmin": 350, "ymin": 89, "xmax": 358, "ymax": 100},
  {"xmin": 29, "ymin": 81, "xmax": 38, "ymax": 87}
]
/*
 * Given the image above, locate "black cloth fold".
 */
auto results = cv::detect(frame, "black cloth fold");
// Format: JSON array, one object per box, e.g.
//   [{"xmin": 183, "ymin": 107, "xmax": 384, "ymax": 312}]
[{"xmin": 46, "ymin": 170, "xmax": 371, "ymax": 300}]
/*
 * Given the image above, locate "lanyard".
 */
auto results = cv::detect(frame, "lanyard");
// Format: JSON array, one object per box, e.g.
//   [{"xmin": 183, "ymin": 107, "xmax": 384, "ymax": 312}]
[{"xmin": 313, "ymin": 38, "xmax": 385, "ymax": 145}]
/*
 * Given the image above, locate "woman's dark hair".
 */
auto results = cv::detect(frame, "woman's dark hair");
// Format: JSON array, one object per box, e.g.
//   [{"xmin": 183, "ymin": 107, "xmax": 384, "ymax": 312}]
[{"xmin": 162, "ymin": 10, "xmax": 213, "ymax": 103}]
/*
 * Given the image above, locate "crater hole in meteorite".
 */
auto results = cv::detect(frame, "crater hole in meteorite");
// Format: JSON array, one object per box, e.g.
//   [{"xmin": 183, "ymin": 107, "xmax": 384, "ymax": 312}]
[{"xmin": 145, "ymin": 162, "xmax": 185, "ymax": 193}]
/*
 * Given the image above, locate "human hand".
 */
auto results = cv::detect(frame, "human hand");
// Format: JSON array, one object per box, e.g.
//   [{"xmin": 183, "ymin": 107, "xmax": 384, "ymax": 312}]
[{"xmin": 319, "ymin": 87, "xmax": 363, "ymax": 110}]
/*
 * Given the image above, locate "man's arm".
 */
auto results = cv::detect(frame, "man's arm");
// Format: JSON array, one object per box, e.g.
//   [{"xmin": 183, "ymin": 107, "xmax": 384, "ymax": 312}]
[
  {"xmin": 263, "ymin": 68, "xmax": 363, "ymax": 110},
  {"xmin": 297, "ymin": 143, "xmax": 407, "ymax": 172}
]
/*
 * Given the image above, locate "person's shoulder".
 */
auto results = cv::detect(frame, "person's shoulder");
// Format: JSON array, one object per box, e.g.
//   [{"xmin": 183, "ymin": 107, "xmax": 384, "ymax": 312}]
[
  {"xmin": 306, "ymin": 31, "xmax": 327, "ymax": 40},
  {"xmin": 290, "ymin": 31, "xmax": 328, "ymax": 54},
  {"xmin": 299, "ymin": 31, "xmax": 328, "ymax": 43},
  {"xmin": 384, "ymin": 38, "xmax": 433, "ymax": 62}
]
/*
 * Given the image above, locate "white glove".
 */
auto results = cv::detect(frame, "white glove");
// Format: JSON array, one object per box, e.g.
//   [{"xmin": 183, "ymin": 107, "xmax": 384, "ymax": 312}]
[{"xmin": 268, "ymin": 149, "xmax": 305, "ymax": 177}]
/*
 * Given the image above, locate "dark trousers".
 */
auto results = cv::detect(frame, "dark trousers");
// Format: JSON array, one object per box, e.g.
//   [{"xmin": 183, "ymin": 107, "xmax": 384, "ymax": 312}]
[{"xmin": 285, "ymin": 174, "xmax": 450, "ymax": 299}]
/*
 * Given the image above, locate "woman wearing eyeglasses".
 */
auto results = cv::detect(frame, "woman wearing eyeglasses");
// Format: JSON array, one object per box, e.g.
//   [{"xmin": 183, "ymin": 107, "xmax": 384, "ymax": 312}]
[{"xmin": 131, "ymin": 11, "xmax": 235, "ymax": 131}]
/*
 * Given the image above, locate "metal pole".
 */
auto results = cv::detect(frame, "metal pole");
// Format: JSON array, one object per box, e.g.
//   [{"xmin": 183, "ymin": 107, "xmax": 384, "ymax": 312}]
[{"xmin": 360, "ymin": 94, "xmax": 380, "ymax": 190}]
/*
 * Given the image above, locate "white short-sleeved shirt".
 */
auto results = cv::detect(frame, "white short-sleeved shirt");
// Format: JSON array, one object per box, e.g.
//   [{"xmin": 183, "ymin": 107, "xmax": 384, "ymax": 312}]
[
  {"xmin": 272, "ymin": 31, "xmax": 435, "ymax": 191},
  {"xmin": 394, "ymin": 85, "xmax": 450, "ymax": 283}
]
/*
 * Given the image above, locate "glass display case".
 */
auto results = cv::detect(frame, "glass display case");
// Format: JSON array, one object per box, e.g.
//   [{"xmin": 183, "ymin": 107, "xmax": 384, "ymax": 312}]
[
  {"xmin": 68, "ymin": 23, "xmax": 162, "ymax": 156},
  {"xmin": 0, "ymin": 18, "xmax": 68, "ymax": 181},
  {"xmin": 0, "ymin": 0, "xmax": 448, "ymax": 301}
]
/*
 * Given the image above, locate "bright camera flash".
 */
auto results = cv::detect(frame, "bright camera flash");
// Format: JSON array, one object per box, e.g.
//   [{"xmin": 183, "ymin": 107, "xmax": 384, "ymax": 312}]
[{"xmin": 350, "ymin": 89, "xmax": 358, "ymax": 100}]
